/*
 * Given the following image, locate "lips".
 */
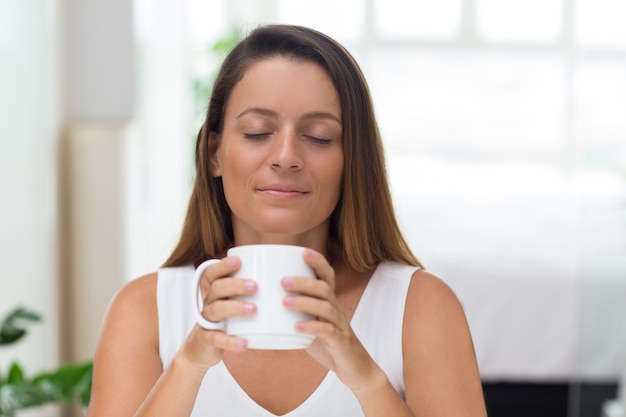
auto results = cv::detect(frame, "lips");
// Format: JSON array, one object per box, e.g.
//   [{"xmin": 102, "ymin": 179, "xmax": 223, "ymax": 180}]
[{"xmin": 257, "ymin": 184, "xmax": 308, "ymax": 198}]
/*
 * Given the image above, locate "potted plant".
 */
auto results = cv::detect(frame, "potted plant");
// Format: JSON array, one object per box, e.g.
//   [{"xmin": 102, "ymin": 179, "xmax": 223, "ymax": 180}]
[{"xmin": 0, "ymin": 307, "xmax": 92, "ymax": 416}]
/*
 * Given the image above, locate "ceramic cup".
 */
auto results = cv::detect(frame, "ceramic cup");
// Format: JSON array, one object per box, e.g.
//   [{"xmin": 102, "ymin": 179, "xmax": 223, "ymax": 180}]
[{"xmin": 192, "ymin": 244, "xmax": 316, "ymax": 349}]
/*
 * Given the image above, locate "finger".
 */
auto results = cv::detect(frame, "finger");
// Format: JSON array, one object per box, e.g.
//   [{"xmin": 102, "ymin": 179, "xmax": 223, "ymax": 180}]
[
  {"xmin": 201, "ymin": 297, "xmax": 257, "ymax": 323},
  {"xmin": 196, "ymin": 326, "xmax": 249, "ymax": 352},
  {"xmin": 201, "ymin": 256, "xmax": 241, "ymax": 286},
  {"xmin": 281, "ymin": 274, "xmax": 331, "ymax": 300},
  {"xmin": 294, "ymin": 318, "xmax": 341, "ymax": 339},
  {"xmin": 210, "ymin": 276, "xmax": 257, "ymax": 300},
  {"xmin": 302, "ymin": 248, "xmax": 335, "ymax": 289},
  {"xmin": 283, "ymin": 294, "xmax": 343, "ymax": 325},
  {"xmin": 199, "ymin": 256, "xmax": 255, "ymax": 305}
]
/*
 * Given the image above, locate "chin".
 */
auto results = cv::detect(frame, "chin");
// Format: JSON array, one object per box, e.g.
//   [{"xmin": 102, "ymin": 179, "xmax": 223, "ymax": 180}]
[{"xmin": 236, "ymin": 211, "xmax": 331, "ymax": 239}]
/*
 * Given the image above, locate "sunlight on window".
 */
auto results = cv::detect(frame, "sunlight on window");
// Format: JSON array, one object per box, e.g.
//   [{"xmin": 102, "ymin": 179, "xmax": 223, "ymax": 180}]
[
  {"xmin": 575, "ymin": 58, "xmax": 626, "ymax": 167},
  {"xmin": 186, "ymin": 0, "xmax": 227, "ymax": 44},
  {"xmin": 369, "ymin": 50, "xmax": 566, "ymax": 158},
  {"xmin": 180, "ymin": 0, "xmax": 626, "ymax": 170},
  {"xmin": 575, "ymin": 0, "xmax": 626, "ymax": 48},
  {"xmin": 477, "ymin": 0, "xmax": 564, "ymax": 43},
  {"xmin": 277, "ymin": 0, "xmax": 364, "ymax": 42},
  {"xmin": 374, "ymin": 0, "xmax": 461, "ymax": 39}
]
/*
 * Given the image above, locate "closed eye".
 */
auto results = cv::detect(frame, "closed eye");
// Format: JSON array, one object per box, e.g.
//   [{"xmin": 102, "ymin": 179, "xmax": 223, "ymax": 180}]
[
  {"xmin": 244, "ymin": 133, "xmax": 272, "ymax": 140},
  {"xmin": 305, "ymin": 135, "xmax": 332, "ymax": 146}
]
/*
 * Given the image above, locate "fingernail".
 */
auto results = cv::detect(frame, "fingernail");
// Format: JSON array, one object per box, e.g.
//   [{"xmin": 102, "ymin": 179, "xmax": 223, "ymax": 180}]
[
  {"xmin": 244, "ymin": 280, "xmax": 256, "ymax": 292},
  {"xmin": 283, "ymin": 296, "xmax": 295, "ymax": 306},
  {"xmin": 227, "ymin": 256, "xmax": 238, "ymax": 267},
  {"xmin": 304, "ymin": 249, "xmax": 316, "ymax": 259},
  {"xmin": 243, "ymin": 303, "xmax": 255, "ymax": 313},
  {"xmin": 282, "ymin": 277, "xmax": 294, "ymax": 288},
  {"xmin": 237, "ymin": 340, "xmax": 248, "ymax": 350},
  {"xmin": 295, "ymin": 321, "xmax": 306, "ymax": 331}
]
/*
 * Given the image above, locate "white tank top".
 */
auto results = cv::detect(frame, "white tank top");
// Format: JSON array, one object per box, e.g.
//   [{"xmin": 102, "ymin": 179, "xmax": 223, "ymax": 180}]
[{"xmin": 157, "ymin": 261, "xmax": 417, "ymax": 417}]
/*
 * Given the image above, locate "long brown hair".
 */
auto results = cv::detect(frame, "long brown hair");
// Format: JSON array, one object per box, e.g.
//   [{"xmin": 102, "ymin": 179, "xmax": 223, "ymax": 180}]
[{"xmin": 164, "ymin": 24, "xmax": 422, "ymax": 272}]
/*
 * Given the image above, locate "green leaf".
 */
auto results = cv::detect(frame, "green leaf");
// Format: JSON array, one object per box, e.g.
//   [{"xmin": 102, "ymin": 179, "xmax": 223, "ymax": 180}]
[
  {"xmin": 0, "ymin": 361, "xmax": 93, "ymax": 414},
  {"xmin": 211, "ymin": 28, "xmax": 241, "ymax": 55},
  {"xmin": 0, "ymin": 308, "xmax": 92, "ymax": 413},
  {"xmin": 0, "ymin": 380, "xmax": 45, "ymax": 412},
  {"xmin": 0, "ymin": 308, "xmax": 42, "ymax": 346},
  {"xmin": 32, "ymin": 361, "xmax": 93, "ymax": 405},
  {"xmin": 6, "ymin": 364, "xmax": 23, "ymax": 385}
]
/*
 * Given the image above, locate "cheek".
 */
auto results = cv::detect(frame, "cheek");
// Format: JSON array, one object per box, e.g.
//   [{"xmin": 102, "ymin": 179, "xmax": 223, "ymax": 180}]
[
  {"xmin": 323, "ymin": 160, "xmax": 344, "ymax": 201},
  {"xmin": 218, "ymin": 146, "xmax": 252, "ymax": 179},
  {"xmin": 217, "ymin": 153, "xmax": 246, "ymax": 199}
]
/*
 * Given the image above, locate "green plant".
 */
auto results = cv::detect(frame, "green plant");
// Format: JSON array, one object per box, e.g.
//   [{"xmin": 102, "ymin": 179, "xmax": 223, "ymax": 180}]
[
  {"xmin": 187, "ymin": 27, "xmax": 243, "ymax": 177},
  {"xmin": 191, "ymin": 27, "xmax": 242, "ymax": 114},
  {"xmin": 0, "ymin": 307, "xmax": 92, "ymax": 416}
]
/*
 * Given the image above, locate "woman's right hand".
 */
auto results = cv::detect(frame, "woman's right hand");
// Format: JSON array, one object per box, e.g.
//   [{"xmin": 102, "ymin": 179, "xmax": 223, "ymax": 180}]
[
  {"xmin": 88, "ymin": 258, "xmax": 257, "ymax": 417},
  {"xmin": 179, "ymin": 256, "xmax": 257, "ymax": 370}
]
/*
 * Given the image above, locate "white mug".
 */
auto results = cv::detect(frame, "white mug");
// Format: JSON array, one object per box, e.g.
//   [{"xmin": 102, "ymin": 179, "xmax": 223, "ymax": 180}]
[{"xmin": 192, "ymin": 244, "xmax": 316, "ymax": 349}]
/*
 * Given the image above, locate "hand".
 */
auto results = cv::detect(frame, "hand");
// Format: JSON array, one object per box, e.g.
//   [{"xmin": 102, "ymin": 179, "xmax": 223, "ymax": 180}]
[
  {"xmin": 281, "ymin": 249, "xmax": 381, "ymax": 392},
  {"xmin": 180, "ymin": 256, "xmax": 257, "ymax": 370}
]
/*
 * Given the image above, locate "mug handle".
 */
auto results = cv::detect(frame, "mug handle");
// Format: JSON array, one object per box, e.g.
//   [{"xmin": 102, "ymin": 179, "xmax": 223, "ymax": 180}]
[{"xmin": 192, "ymin": 259, "xmax": 227, "ymax": 331}]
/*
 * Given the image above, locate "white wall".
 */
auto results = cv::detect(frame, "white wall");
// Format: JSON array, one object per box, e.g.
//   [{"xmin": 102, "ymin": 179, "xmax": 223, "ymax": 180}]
[
  {"xmin": 0, "ymin": 0, "xmax": 137, "ymax": 403},
  {"xmin": 62, "ymin": 0, "xmax": 136, "ymax": 361},
  {"xmin": 0, "ymin": 0, "xmax": 62, "ymax": 378},
  {"xmin": 65, "ymin": 0, "xmax": 134, "ymax": 121}
]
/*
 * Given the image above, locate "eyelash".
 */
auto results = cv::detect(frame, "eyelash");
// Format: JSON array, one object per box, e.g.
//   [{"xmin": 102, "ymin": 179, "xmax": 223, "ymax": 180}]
[
  {"xmin": 244, "ymin": 133, "xmax": 270, "ymax": 140},
  {"xmin": 305, "ymin": 135, "xmax": 332, "ymax": 146},
  {"xmin": 243, "ymin": 133, "xmax": 332, "ymax": 146}
]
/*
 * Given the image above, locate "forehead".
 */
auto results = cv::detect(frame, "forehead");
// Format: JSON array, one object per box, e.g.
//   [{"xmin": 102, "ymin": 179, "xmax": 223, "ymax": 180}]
[{"xmin": 225, "ymin": 57, "xmax": 341, "ymax": 120}]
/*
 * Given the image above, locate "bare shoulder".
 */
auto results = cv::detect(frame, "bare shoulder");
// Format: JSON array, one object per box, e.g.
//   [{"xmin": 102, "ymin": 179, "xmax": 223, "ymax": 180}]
[
  {"xmin": 89, "ymin": 272, "xmax": 162, "ymax": 416},
  {"xmin": 402, "ymin": 269, "xmax": 487, "ymax": 416},
  {"xmin": 402, "ymin": 268, "xmax": 477, "ymax": 379},
  {"xmin": 100, "ymin": 272, "xmax": 159, "ymax": 347},
  {"xmin": 108, "ymin": 272, "xmax": 159, "ymax": 315},
  {"xmin": 405, "ymin": 269, "xmax": 465, "ymax": 318},
  {"xmin": 403, "ymin": 268, "xmax": 472, "ymax": 350}
]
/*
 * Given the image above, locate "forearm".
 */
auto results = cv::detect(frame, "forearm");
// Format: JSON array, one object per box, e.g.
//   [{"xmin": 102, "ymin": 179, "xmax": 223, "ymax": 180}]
[
  {"xmin": 132, "ymin": 355, "xmax": 208, "ymax": 417},
  {"xmin": 352, "ymin": 368, "xmax": 415, "ymax": 417}
]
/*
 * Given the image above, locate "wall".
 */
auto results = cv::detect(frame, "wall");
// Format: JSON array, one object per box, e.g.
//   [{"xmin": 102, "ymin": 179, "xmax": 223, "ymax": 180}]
[
  {"xmin": 62, "ymin": 0, "xmax": 135, "ymax": 361},
  {"xmin": 0, "ymin": 1, "xmax": 136, "ymax": 415},
  {"xmin": 0, "ymin": 0, "xmax": 62, "ymax": 379}
]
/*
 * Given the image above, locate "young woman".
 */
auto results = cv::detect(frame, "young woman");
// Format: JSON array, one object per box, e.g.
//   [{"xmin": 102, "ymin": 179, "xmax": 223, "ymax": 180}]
[{"xmin": 87, "ymin": 24, "xmax": 487, "ymax": 417}]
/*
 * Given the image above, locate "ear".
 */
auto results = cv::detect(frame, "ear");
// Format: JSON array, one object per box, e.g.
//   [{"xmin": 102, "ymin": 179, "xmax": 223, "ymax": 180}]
[{"xmin": 208, "ymin": 131, "xmax": 222, "ymax": 177}]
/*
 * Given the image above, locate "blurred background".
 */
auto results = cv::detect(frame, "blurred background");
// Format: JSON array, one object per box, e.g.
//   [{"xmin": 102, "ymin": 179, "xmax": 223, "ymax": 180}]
[{"xmin": 1, "ymin": 0, "xmax": 625, "ymax": 416}]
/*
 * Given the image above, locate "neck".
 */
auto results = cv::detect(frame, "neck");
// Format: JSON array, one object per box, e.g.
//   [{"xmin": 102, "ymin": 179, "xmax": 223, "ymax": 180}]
[{"xmin": 232, "ymin": 230, "xmax": 330, "ymax": 258}]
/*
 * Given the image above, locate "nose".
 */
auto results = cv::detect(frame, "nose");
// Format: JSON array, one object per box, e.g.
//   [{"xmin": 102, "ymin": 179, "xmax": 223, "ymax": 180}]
[{"xmin": 270, "ymin": 131, "xmax": 303, "ymax": 170}]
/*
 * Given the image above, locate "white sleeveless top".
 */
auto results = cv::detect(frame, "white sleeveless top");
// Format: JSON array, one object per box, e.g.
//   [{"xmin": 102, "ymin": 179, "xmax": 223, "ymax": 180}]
[{"xmin": 157, "ymin": 261, "xmax": 417, "ymax": 417}]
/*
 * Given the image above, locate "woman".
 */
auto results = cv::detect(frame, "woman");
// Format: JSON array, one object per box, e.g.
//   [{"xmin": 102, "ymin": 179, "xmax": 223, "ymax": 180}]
[{"xmin": 87, "ymin": 24, "xmax": 487, "ymax": 417}]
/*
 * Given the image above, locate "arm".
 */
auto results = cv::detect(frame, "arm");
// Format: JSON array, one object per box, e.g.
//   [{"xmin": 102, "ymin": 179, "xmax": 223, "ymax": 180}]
[
  {"xmin": 86, "ymin": 273, "xmax": 203, "ymax": 417},
  {"xmin": 87, "ymin": 257, "xmax": 254, "ymax": 417},
  {"xmin": 284, "ymin": 250, "xmax": 416, "ymax": 416},
  {"xmin": 345, "ymin": 270, "xmax": 487, "ymax": 417},
  {"xmin": 403, "ymin": 270, "xmax": 488, "ymax": 417},
  {"xmin": 285, "ymin": 251, "xmax": 486, "ymax": 416}
]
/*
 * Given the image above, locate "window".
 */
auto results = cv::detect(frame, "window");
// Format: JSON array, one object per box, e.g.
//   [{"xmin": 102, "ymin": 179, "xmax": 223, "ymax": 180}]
[
  {"xmin": 198, "ymin": 1, "xmax": 626, "ymax": 282},
  {"xmin": 127, "ymin": 0, "xmax": 626, "ymax": 394},
  {"xmin": 141, "ymin": 0, "xmax": 626, "ymax": 278},
  {"xmin": 375, "ymin": 0, "xmax": 462, "ymax": 40}
]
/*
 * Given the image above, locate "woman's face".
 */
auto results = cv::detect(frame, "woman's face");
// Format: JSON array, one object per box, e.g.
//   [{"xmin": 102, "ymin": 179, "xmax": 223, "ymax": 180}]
[{"xmin": 212, "ymin": 57, "xmax": 344, "ymax": 246}]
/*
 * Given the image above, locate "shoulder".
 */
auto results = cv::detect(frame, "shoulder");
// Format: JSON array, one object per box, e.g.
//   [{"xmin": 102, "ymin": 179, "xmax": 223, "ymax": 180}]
[
  {"xmin": 402, "ymin": 268, "xmax": 474, "ymax": 357},
  {"xmin": 89, "ymin": 273, "xmax": 165, "ymax": 415},
  {"xmin": 401, "ymin": 273, "xmax": 487, "ymax": 414},
  {"xmin": 407, "ymin": 269, "xmax": 462, "ymax": 308},
  {"xmin": 108, "ymin": 272, "xmax": 158, "ymax": 314},
  {"xmin": 402, "ymin": 268, "xmax": 477, "ymax": 366},
  {"xmin": 98, "ymin": 272, "xmax": 159, "ymax": 348},
  {"xmin": 404, "ymin": 269, "xmax": 467, "ymax": 331}
]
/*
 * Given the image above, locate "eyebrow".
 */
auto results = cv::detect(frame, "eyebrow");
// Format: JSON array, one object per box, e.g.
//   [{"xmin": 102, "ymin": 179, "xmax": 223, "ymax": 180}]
[{"xmin": 236, "ymin": 107, "xmax": 342, "ymax": 125}]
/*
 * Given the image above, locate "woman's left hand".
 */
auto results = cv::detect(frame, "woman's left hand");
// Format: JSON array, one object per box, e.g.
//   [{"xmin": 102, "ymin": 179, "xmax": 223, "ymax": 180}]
[{"xmin": 281, "ymin": 248, "xmax": 381, "ymax": 393}]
